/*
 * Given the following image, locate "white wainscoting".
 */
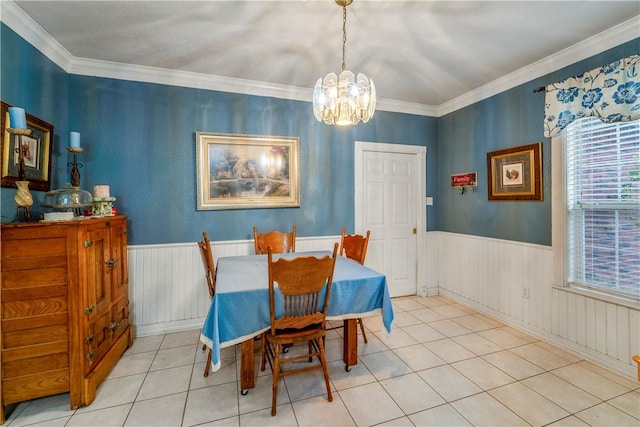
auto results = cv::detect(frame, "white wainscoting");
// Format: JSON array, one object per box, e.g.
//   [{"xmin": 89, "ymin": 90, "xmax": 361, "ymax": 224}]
[
  {"xmin": 127, "ymin": 231, "xmax": 638, "ymax": 379},
  {"xmin": 128, "ymin": 236, "xmax": 339, "ymax": 337},
  {"xmin": 433, "ymin": 231, "xmax": 639, "ymax": 379}
]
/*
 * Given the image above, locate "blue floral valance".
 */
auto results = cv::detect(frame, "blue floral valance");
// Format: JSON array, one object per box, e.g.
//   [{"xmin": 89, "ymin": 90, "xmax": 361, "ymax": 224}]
[{"xmin": 544, "ymin": 54, "xmax": 640, "ymax": 138}]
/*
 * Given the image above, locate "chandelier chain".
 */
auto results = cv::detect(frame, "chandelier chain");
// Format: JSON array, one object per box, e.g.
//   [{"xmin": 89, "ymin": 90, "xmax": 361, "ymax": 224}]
[{"xmin": 341, "ymin": 4, "xmax": 347, "ymax": 72}]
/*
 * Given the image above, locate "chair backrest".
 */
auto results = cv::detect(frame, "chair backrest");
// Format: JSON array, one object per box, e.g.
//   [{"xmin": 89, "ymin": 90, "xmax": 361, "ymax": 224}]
[
  {"xmin": 197, "ymin": 231, "xmax": 216, "ymax": 299},
  {"xmin": 339, "ymin": 226, "xmax": 371, "ymax": 265},
  {"xmin": 253, "ymin": 225, "xmax": 296, "ymax": 254},
  {"xmin": 267, "ymin": 243, "xmax": 338, "ymax": 334}
]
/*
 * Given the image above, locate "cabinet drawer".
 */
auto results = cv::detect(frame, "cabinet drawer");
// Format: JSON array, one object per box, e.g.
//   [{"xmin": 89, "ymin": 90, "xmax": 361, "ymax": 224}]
[
  {"xmin": 3, "ymin": 324, "xmax": 68, "ymax": 348},
  {"xmin": 1, "ymin": 255, "xmax": 67, "ymax": 272},
  {"xmin": 2, "ymin": 267, "xmax": 67, "ymax": 289},
  {"xmin": 3, "ymin": 353, "xmax": 69, "ymax": 378},
  {"xmin": 2, "ymin": 369, "xmax": 69, "ymax": 405},
  {"xmin": 2, "ymin": 296, "xmax": 68, "ymax": 319},
  {"xmin": 2, "ymin": 237, "xmax": 66, "ymax": 260}
]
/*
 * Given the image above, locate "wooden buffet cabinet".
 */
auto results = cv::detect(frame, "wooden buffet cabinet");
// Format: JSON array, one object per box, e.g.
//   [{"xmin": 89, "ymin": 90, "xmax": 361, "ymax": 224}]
[{"xmin": 0, "ymin": 216, "xmax": 132, "ymax": 423}]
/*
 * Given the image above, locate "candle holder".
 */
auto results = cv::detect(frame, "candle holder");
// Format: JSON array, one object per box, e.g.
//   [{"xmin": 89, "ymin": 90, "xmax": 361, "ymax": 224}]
[
  {"xmin": 8, "ymin": 128, "xmax": 34, "ymax": 222},
  {"xmin": 67, "ymin": 147, "xmax": 84, "ymax": 187}
]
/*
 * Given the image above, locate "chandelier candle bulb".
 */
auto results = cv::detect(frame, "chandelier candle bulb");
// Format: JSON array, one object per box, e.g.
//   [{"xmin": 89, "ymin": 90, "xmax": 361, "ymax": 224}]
[
  {"xmin": 8, "ymin": 107, "xmax": 27, "ymax": 129},
  {"xmin": 93, "ymin": 185, "xmax": 110, "ymax": 198},
  {"xmin": 69, "ymin": 132, "xmax": 81, "ymax": 148}
]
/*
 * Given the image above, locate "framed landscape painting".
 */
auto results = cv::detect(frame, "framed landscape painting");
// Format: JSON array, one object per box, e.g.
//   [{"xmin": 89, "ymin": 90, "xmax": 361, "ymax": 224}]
[
  {"xmin": 196, "ymin": 132, "xmax": 300, "ymax": 210},
  {"xmin": 487, "ymin": 142, "xmax": 542, "ymax": 201}
]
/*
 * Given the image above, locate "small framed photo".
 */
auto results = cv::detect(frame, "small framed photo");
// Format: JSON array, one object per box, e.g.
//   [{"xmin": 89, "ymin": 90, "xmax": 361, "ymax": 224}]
[
  {"xmin": 1, "ymin": 101, "xmax": 53, "ymax": 191},
  {"xmin": 196, "ymin": 132, "xmax": 300, "ymax": 210},
  {"xmin": 487, "ymin": 142, "xmax": 542, "ymax": 201}
]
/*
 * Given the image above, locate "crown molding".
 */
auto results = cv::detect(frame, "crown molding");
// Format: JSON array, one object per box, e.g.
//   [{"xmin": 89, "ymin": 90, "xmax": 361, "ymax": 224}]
[
  {"xmin": 69, "ymin": 57, "xmax": 316, "ymax": 102},
  {"xmin": 2, "ymin": 0, "xmax": 637, "ymax": 118},
  {"xmin": 1, "ymin": 0, "xmax": 73, "ymax": 72},
  {"xmin": 437, "ymin": 16, "xmax": 640, "ymax": 116}
]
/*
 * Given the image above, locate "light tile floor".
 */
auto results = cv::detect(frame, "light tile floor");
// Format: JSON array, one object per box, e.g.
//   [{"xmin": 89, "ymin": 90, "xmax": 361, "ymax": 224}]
[{"xmin": 4, "ymin": 295, "xmax": 639, "ymax": 426}]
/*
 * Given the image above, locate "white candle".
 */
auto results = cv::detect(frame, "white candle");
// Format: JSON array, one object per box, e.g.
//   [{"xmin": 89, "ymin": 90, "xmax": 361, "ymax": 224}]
[
  {"xmin": 8, "ymin": 107, "xmax": 27, "ymax": 129},
  {"xmin": 93, "ymin": 185, "xmax": 110, "ymax": 198},
  {"xmin": 70, "ymin": 132, "xmax": 81, "ymax": 148}
]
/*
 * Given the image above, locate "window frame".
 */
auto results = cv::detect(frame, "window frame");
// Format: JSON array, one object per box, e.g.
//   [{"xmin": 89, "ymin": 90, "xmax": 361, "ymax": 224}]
[{"xmin": 552, "ymin": 118, "xmax": 639, "ymax": 307}]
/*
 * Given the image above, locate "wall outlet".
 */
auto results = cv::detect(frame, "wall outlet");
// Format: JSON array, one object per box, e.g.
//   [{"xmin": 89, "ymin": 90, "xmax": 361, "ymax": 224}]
[{"xmin": 426, "ymin": 197, "xmax": 434, "ymax": 206}]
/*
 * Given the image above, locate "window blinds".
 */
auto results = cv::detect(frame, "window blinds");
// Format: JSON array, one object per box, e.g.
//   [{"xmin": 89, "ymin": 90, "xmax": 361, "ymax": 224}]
[{"xmin": 565, "ymin": 117, "xmax": 640, "ymax": 299}]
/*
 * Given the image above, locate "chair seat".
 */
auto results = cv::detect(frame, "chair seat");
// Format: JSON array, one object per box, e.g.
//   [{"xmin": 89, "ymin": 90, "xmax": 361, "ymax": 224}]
[{"xmin": 264, "ymin": 324, "xmax": 326, "ymax": 344}]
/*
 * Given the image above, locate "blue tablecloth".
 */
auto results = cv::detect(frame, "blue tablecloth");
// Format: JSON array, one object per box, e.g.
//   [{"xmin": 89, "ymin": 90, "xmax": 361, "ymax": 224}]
[{"xmin": 200, "ymin": 251, "xmax": 394, "ymax": 371}]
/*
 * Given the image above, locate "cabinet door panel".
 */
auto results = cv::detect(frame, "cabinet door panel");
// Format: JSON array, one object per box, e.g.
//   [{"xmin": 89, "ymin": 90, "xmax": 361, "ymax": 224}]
[
  {"xmin": 83, "ymin": 226, "xmax": 110, "ymax": 321},
  {"xmin": 110, "ymin": 296, "xmax": 129, "ymax": 342},
  {"xmin": 108, "ymin": 219, "xmax": 128, "ymax": 303},
  {"xmin": 84, "ymin": 310, "xmax": 110, "ymax": 375}
]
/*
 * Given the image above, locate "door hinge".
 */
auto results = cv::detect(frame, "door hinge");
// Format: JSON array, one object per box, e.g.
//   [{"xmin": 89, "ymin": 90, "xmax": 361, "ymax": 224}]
[
  {"xmin": 85, "ymin": 350, "xmax": 96, "ymax": 361},
  {"xmin": 106, "ymin": 258, "xmax": 117, "ymax": 270},
  {"xmin": 413, "ymin": 227, "xmax": 417, "ymax": 234},
  {"xmin": 84, "ymin": 305, "xmax": 95, "ymax": 315},
  {"xmin": 83, "ymin": 239, "xmax": 93, "ymax": 248},
  {"xmin": 85, "ymin": 334, "xmax": 94, "ymax": 345}
]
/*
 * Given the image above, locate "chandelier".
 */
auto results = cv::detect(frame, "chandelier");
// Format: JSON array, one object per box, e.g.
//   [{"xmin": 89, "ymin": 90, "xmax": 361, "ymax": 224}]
[{"xmin": 312, "ymin": 0, "xmax": 376, "ymax": 126}]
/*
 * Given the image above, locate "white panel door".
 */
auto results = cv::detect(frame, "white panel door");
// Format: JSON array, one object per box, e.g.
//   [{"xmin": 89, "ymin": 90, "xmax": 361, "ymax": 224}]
[{"xmin": 361, "ymin": 150, "xmax": 417, "ymax": 297}]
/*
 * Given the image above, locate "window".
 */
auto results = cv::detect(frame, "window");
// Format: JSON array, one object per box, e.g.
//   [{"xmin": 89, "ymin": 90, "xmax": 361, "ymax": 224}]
[{"xmin": 564, "ymin": 117, "xmax": 639, "ymax": 300}]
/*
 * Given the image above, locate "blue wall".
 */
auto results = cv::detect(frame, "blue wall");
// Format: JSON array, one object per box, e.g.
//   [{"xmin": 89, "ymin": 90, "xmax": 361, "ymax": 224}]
[
  {"xmin": 68, "ymin": 76, "xmax": 436, "ymax": 244},
  {"xmin": 1, "ymin": 23, "xmax": 437, "ymax": 244},
  {"xmin": 436, "ymin": 39, "xmax": 639, "ymax": 246},
  {"xmin": 1, "ymin": 24, "xmax": 69, "ymax": 220},
  {"xmin": 1, "ymin": 22, "xmax": 637, "ymax": 247}
]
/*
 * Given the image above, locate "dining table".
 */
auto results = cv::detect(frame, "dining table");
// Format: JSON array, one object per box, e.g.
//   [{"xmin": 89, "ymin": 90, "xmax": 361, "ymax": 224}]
[{"xmin": 199, "ymin": 250, "xmax": 394, "ymax": 393}]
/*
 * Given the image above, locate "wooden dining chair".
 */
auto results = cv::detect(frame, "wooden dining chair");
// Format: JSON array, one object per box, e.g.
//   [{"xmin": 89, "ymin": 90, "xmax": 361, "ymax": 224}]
[
  {"xmin": 253, "ymin": 225, "xmax": 296, "ymax": 254},
  {"xmin": 197, "ymin": 231, "xmax": 216, "ymax": 377},
  {"xmin": 260, "ymin": 243, "xmax": 338, "ymax": 416},
  {"xmin": 338, "ymin": 226, "xmax": 371, "ymax": 343}
]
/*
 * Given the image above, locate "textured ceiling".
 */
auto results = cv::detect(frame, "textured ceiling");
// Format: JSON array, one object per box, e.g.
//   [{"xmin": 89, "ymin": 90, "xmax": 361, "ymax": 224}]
[{"xmin": 10, "ymin": 0, "xmax": 640, "ymax": 109}]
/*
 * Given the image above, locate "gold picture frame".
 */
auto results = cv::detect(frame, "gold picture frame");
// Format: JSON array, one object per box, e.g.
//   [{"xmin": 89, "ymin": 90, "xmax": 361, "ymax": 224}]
[
  {"xmin": 1, "ymin": 101, "xmax": 53, "ymax": 191},
  {"xmin": 487, "ymin": 142, "xmax": 542, "ymax": 201},
  {"xmin": 196, "ymin": 132, "xmax": 300, "ymax": 210}
]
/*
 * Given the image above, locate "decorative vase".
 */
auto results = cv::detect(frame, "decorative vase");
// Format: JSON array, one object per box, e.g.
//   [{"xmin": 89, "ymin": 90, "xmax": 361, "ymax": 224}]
[{"xmin": 14, "ymin": 180, "xmax": 33, "ymax": 208}]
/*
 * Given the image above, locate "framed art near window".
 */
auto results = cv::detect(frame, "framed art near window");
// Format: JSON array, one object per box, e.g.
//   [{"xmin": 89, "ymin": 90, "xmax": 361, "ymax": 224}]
[
  {"xmin": 196, "ymin": 132, "xmax": 300, "ymax": 210},
  {"xmin": 487, "ymin": 142, "xmax": 542, "ymax": 201}
]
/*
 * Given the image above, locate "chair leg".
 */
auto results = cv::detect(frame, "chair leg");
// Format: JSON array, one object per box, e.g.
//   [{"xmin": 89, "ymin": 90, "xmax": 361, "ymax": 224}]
[
  {"xmin": 204, "ymin": 348, "xmax": 212, "ymax": 377},
  {"xmin": 271, "ymin": 343, "xmax": 281, "ymax": 416},
  {"xmin": 316, "ymin": 338, "xmax": 333, "ymax": 402},
  {"xmin": 358, "ymin": 318, "xmax": 368, "ymax": 344},
  {"xmin": 260, "ymin": 334, "xmax": 267, "ymax": 372}
]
